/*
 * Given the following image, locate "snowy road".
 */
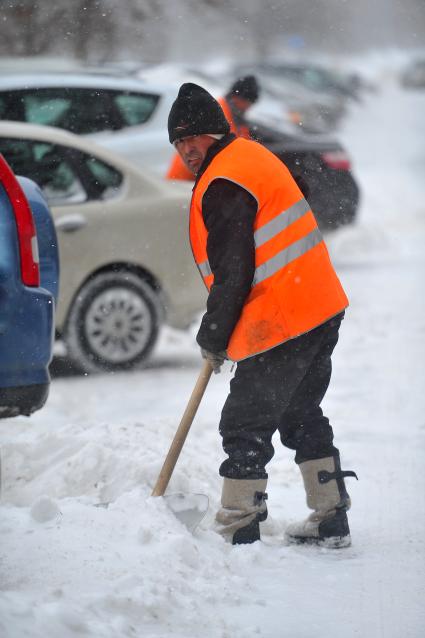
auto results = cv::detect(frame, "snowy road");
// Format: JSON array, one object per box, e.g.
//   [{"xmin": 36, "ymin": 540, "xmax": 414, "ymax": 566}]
[{"xmin": 1, "ymin": 70, "xmax": 425, "ymax": 638}]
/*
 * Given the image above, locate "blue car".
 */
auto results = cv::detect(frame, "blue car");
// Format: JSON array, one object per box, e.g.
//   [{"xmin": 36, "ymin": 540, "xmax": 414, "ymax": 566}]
[{"xmin": 0, "ymin": 154, "xmax": 59, "ymax": 417}]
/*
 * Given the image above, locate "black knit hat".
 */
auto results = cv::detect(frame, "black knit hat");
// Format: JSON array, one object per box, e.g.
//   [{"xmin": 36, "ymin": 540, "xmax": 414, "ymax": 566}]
[
  {"xmin": 229, "ymin": 75, "xmax": 260, "ymax": 103},
  {"xmin": 168, "ymin": 83, "xmax": 230, "ymax": 144}
]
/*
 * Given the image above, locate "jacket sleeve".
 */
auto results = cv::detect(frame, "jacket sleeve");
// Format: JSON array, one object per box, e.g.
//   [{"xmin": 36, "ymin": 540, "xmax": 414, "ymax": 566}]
[{"xmin": 196, "ymin": 178, "xmax": 257, "ymax": 353}]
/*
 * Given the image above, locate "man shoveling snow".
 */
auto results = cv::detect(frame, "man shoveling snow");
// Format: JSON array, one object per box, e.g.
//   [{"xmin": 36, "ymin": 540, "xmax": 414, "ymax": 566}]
[{"xmin": 168, "ymin": 83, "xmax": 357, "ymax": 547}]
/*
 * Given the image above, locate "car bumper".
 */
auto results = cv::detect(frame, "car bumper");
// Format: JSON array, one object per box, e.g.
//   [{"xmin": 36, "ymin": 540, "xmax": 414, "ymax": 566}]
[
  {"xmin": 0, "ymin": 285, "xmax": 55, "ymax": 415},
  {"xmin": 305, "ymin": 168, "xmax": 360, "ymax": 231},
  {"xmin": 273, "ymin": 151, "xmax": 360, "ymax": 232},
  {"xmin": 0, "ymin": 383, "xmax": 49, "ymax": 418}
]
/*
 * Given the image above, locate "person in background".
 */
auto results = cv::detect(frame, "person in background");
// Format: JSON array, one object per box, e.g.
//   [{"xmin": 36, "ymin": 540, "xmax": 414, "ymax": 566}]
[
  {"xmin": 167, "ymin": 82, "xmax": 358, "ymax": 547},
  {"xmin": 166, "ymin": 75, "xmax": 260, "ymax": 181}
]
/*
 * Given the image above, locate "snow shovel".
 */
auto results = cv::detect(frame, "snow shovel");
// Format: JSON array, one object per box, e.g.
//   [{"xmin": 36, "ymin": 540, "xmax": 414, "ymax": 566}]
[{"xmin": 151, "ymin": 359, "xmax": 213, "ymax": 530}]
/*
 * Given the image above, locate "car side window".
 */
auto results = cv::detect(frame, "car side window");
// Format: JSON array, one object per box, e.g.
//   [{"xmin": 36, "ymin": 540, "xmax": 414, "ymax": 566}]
[
  {"xmin": 0, "ymin": 95, "xmax": 8, "ymax": 119},
  {"xmin": 13, "ymin": 89, "xmax": 121, "ymax": 134},
  {"xmin": 24, "ymin": 95, "xmax": 71, "ymax": 127},
  {"xmin": 83, "ymin": 155, "xmax": 123, "ymax": 200},
  {"xmin": 113, "ymin": 92, "xmax": 159, "ymax": 126},
  {"xmin": 0, "ymin": 138, "xmax": 87, "ymax": 205},
  {"xmin": 302, "ymin": 69, "xmax": 323, "ymax": 91}
]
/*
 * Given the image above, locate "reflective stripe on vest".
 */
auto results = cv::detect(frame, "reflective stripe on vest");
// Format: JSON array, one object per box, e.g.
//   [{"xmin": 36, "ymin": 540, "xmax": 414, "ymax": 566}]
[
  {"xmin": 254, "ymin": 198, "xmax": 311, "ymax": 247},
  {"xmin": 253, "ymin": 227, "xmax": 323, "ymax": 285},
  {"xmin": 198, "ymin": 260, "xmax": 212, "ymax": 278},
  {"xmin": 197, "ymin": 196, "xmax": 316, "ymax": 287}
]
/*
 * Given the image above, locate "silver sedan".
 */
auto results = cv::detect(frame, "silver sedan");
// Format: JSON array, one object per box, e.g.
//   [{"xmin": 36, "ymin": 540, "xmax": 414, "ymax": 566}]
[{"xmin": 0, "ymin": 121, "xmax": 206, "ymax": 373}]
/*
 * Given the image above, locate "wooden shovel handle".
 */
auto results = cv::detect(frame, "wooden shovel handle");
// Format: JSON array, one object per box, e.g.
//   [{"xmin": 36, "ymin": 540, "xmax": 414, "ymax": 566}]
[{"xmin": 151, "ymin": 360, "xmax": 213, "ymax": 497}]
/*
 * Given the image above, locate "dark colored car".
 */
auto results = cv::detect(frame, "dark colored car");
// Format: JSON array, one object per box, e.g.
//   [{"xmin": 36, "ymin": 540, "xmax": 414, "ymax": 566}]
[
  {"xmin": 252, "ymin": 62, "xmax": 362, "ymax": 101},
  {"xmin": 400, "ymin": 58, "xmax": 425, "ymax": 89},
  {"xmin": 0, "ymin": 155, "xmax": 59, "ymax": 417},
  {"xmin": 250, "ymin": 122, "xmax": 360, "ymax": 231}
]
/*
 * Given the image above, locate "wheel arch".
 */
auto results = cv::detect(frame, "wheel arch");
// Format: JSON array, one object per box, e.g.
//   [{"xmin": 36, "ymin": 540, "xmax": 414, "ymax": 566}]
[{"xmin": 60, "ymin": 261, "xmax": 168, "ymax": 337}]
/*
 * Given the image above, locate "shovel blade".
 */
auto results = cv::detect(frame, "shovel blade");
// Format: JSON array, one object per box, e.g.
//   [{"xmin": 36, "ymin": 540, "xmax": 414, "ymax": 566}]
[{"xmin": 164, "ymin": 493, "xmax": 209, "ymax": 531}]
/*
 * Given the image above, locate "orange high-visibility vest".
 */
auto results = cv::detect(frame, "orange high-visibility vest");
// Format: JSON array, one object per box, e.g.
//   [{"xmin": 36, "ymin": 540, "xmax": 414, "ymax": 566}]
[
  {"xmin": 166, "ymin": 97, "xmax": 251, "ymax": 181},
  {"xmin": 218, "ymin": 97, "xmax": 251, "ymax": 140},
  {"xmin": 190, "ymin": 138, "xmax": 349, "ymax": 362},
  {"xmin": 166, "ymin": 152, "xmax": 194, "ymax": 180}
]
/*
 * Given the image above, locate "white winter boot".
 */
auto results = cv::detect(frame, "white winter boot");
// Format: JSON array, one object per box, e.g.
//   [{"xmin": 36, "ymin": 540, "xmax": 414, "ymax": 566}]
[
  {"xmin": 285, "ymin": 455, "xmax": 357, "ymax": 548},
  {"xmin": 215, "ymin": 478, "xmax": 268, "ymax": 545}
]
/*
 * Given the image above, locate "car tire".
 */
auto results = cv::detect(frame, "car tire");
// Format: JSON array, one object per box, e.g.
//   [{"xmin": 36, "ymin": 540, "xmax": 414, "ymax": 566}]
[{"xmin": 64, "ymin": 271, "xmax": 162, "ymax": 374}]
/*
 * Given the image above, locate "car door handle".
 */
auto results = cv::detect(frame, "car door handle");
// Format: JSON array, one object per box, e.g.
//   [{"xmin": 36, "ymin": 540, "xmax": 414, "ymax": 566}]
[{"xmin": 55, "ymin": 213, "xmax": 87, "ymax": 233}]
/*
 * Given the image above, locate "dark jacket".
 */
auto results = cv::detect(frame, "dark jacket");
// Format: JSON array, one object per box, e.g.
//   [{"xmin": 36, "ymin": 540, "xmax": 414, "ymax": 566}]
[{"xmin": 194, "ymin": 134, "xmax": 257, "ymax": 353}]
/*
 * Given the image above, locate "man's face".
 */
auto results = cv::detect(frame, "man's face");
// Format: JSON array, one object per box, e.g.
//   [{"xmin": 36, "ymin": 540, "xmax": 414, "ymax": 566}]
[{"xmin": 174, "ymin": 135, "xmax": 216, "ymax": 175}]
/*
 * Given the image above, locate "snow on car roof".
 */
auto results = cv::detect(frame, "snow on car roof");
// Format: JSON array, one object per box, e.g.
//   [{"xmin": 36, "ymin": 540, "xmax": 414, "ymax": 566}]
[{"xmin": 0, "ymin": 72, "xmax": 176, "ymax": 95}]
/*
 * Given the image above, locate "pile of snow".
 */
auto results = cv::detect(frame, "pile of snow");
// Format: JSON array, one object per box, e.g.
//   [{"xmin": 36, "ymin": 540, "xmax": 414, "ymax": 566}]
[{"xmin": 1, "ymin": 57, "xmax": 425, "ymax": 638}]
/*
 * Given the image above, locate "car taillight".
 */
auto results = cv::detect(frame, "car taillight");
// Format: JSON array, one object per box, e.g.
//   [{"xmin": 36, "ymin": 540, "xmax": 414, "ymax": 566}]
[
  {"xmin": 0, "ymin": 155, "xmax": 40, "ymax": 287},
  {"xmin": 288, "ymin": 110, "xmax": 303, "ymax": 126},
  {"xmin": 321, "ymin": 151, "xmax": 351, "ymax": 171}
]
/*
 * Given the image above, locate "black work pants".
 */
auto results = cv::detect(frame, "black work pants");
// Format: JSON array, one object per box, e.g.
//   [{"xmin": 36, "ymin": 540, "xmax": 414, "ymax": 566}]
[{"xmin": 219, "ymin": 313, "xmax": 344, "ymax": 480}]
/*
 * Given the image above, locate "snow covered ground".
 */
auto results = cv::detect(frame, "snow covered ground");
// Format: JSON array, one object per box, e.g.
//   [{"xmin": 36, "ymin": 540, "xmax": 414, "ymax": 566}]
[{"xmin": 1, "ymin": 60, "xmax": 425, "ymax": 638}]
